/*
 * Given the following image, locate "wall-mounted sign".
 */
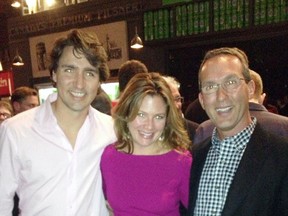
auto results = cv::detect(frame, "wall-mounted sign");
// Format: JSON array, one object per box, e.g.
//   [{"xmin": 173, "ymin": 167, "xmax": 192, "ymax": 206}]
[
  {"xmin": 0, "ymin": 71, "xmax": 14, "ymax": 97},
  {"xmin": 8, "ymin": 1, "xmax": 144, "ymax": 41}
]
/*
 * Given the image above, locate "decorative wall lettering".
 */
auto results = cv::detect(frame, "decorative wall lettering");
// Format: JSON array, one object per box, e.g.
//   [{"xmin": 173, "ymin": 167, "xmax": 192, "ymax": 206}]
[{"xmin": 9, "ymin": 2, "xmax": 143, "ymax": 41}]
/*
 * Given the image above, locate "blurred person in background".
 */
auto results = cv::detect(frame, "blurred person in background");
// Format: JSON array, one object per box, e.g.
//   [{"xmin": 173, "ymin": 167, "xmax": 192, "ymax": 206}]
[
  {"xmin": 163, "ymin": 75, "xmax": 199, "ymax": 142},
  {"xmin": 278, "ymin": 94, "xmax": 288, "ymax": 117},
  {"xmin": 111, "ymin": 59, "xmax": 148, "ymax": 112},
  {"xmin": 263, "ymin": 94, "xmax": 279, "ymax": 114},
  {"xmin": 0, "ymin": 99, "xmax": 17, "ymax": 215},
  {"xmin": 91, "ymin": 87, "xmax": 112, "ymax": 115},
  {"xmin": 118, "ymin": 59, "xmax": 148, "ymax": 96},
  {"xmin": 11, "ymin": 86, "xmax": 39, "ymax": 114},
  {"xmin": 0, "ymin": 100, "xmax": 13, "ymax": 124},
  {"xmin": 184, "ymin": 98, "xmax": 209, "ymax": 124}
]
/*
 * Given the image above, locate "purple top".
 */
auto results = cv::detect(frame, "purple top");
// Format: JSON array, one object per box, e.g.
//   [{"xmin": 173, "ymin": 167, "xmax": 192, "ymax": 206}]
[{"xmin": 100, "ymin": 144, "xmax": 192, "ymax": 216}]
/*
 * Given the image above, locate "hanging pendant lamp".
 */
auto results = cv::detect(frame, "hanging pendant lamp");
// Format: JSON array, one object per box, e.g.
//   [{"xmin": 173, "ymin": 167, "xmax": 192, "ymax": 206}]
[
  {"xmin": 130, "ymin": 26, "xmax": 143, "ymax": 49},
  {"xmin": 12, "ymin": 49, "xmax": 24, "ymax": 66}
]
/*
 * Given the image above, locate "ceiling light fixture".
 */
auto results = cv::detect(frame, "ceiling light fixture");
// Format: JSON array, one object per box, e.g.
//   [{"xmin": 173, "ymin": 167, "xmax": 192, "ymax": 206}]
[
  {"xmin": 12, "ymin": 49, "xmax": 24, "ymax": 66},
  {"xmin": 11, "ymin": 0, "xmax": 21, "ymax": 8},
  {"xmin": 130, "ymin": 26, "xmax": 143, "ymax": 49}
]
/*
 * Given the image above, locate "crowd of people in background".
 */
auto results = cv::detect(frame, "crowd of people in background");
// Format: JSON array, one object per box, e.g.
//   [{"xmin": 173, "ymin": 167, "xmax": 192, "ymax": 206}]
[{"xmin": 0, "ymin": 29, "xmax": 287, "ymax": 216}]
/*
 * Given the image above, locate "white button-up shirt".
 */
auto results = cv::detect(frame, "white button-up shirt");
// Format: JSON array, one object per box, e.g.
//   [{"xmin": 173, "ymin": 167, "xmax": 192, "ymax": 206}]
[{"xmin": 0, "ymin": 93, "xmax": 117, "ymax": 216}]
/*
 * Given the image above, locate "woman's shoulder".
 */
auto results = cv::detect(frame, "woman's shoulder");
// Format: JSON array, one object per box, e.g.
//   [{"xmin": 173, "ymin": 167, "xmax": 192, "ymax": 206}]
[
  {"xmin": 173, "ymin": 149, "xmax": 192, "ymax": 158},
  {"xmin": 171, "ymin": 149, "xmax": 192, "ymax": 167},
  {"xmin": 102, "ymin": 143, "xmax": 118, "ymax": 156}
]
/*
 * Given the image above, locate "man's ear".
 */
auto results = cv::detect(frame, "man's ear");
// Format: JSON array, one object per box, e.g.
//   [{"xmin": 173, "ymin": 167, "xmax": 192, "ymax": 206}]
[
  {"xmin": 198, "ymin": 92, "xmax": 206, "ymax": 110},
  {"xmin": 247, "ymin": 79, "xmax": 255, "ymax": 100},
  {"xmin": 259, "ymin": 93, "xmax": 266, "ymax": 105},
  {"xmin": 13, "ymin": 101, "xmax": 20, "ymax": 112}
]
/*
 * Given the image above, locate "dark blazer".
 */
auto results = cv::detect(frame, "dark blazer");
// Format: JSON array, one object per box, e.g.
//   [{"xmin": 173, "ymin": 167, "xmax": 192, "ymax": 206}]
[
  {"xmin": 188, "ymin": 124, "xmax": 288, "ymax": 216},
  {"xmin": 184, "ymin": 118, "xmax": 199, "ymax": 142},
  {"xmin": 193, "ymin": 102, "xmax": 288, "ymax": 145}
]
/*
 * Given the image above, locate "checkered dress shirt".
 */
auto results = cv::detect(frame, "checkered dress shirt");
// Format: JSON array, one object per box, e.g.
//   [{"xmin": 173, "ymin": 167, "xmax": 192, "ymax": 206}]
[{"xmin": 194, "ymin": 118, "xmax": 257, "ymax": 216}]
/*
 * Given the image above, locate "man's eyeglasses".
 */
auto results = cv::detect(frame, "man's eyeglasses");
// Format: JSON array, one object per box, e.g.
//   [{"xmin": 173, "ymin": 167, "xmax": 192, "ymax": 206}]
[
  {"xmin": 201, "ymin": 77, "xmax": 245, "ymax": 95},
  {"xmin": 174, "ymin": 97, "xmax": 184, "ymax": 103},
  {"xmin": 0, "ymin": 112, "xmax": 12, "ymax": 119}
]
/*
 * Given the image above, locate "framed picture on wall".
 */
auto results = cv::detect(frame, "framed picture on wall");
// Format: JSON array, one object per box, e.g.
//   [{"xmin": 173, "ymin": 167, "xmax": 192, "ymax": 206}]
[{"xmin": 29, "ymin": 20, "xmax": 129, "ymax": 78}]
